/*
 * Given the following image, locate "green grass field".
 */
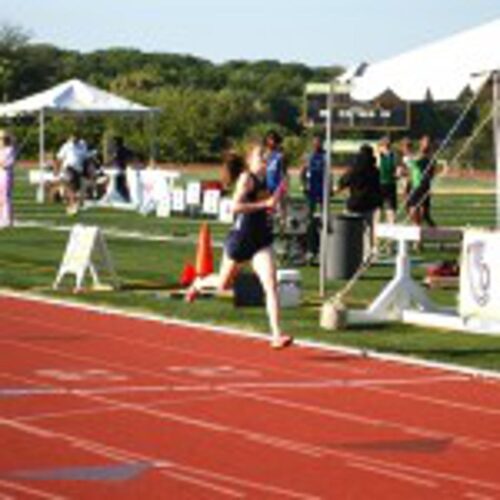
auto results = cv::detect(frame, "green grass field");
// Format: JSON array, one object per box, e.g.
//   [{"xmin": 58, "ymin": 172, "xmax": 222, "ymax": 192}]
[{"xmin": 2, "ymin": 167, "xmax": 500, "ymax": 372}]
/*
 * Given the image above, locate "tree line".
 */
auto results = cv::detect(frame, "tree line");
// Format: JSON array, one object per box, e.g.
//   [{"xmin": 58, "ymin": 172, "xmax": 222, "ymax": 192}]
[{"xmin": 0, "ymin": 24, "xmax": 342, "ymax": 164}]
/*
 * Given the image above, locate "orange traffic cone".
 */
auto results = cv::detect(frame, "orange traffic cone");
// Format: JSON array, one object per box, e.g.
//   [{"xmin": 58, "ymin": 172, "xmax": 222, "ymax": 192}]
[{"xmin": 195, "ymin": 223, "xmax": 214, "ymax": 277}]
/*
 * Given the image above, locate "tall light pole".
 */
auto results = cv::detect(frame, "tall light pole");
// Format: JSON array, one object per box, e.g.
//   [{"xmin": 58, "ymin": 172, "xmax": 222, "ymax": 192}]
[
  {"xmin": 319, "ymin": 80, "xmax": 334, "ymax": 297},
  {"xmin": 493, "ymin": 71, "xmax": 500, "ymax": 227}
]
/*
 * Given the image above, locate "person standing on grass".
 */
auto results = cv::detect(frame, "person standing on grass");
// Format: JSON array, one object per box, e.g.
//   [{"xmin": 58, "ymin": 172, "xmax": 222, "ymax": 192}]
[
  {"xmin": 300, "ymin": 134, "xmax": 326, "ymax": 215},
  {"xmin": 110, "ymin": 136, "xmax": 133, "ymax": 202},
  {"xmin": 376, "ymin": 136, "xmax": 398, "ymax": 225},
  {"xmin": 0, "ymin": 131, "xmax": 16, "ymax": 228},
  {"xmin": 407, "ymin": 135, "xmax": 436, "ymax": 227},
  {"xmin": 337, "ymin": 144, "xmax": 382, "ymax": 252},
  {"xmin": 56, "ymin": 132, "xmax": 88, "ymax": 215},
  {"xmin": 300, "ymin": 134, "xmax": 327, "ymax": 262},
  {"xmin": 186, "ymin": 143, "xmax": 293, "ymax": 350},
  {"xmin": 264, "ymin": 130, "xmax": 288, "ymax": 233}
]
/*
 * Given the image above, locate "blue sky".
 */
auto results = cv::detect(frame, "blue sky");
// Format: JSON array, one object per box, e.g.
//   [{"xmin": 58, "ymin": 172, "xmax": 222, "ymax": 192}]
[{"xmin": 2, "ymin": 0, "xmax": 500, "ymax": 66}]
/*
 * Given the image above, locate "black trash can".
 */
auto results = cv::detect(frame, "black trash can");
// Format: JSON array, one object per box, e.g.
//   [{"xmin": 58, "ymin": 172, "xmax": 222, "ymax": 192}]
[{"xmin": 327, "ymin": 213, "xmax": 365, "ymax": 280}]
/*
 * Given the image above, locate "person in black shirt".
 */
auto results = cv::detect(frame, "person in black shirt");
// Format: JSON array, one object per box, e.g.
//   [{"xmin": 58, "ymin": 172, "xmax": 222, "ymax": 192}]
[
  {"xmin": 337, "ymin": 144, "xmax": 382, "ymax": 251},
  {"xmin": 110, "ymin": 136, "xmax": 133, "ymax": 202}
]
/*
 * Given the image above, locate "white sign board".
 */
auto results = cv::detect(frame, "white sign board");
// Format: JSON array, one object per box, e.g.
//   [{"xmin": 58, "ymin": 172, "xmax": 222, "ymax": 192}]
[
  {"xmin": 202, "ymin": 189, "xmax": 221, "ymax": 216},
  {"xmin": 459, "ymin": 230, "xmax": 500, "ymax": 322},
  {"xmin": 53, "ymin": 225, "xmax": 118, "ymax": 292},
  {"xmin": 171, "ymin": 188, "xmax": 186, "ymax": 213},
  {"xmin": 218, "ymin": 197, "xmax": 234, "ymax": 224},
  {"xmin": 186, "ymin": 182, "xmax": 202, "ymax": 206},
  {"xmin": 156, "ymin": 197, "xmax": 172, "ymax": 218}
]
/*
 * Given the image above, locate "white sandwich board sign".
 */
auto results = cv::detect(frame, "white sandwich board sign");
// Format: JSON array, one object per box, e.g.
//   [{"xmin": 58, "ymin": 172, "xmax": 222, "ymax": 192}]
[{"xmin": 53, "ymin": 225, "xmax": 118, "ymax": 292}]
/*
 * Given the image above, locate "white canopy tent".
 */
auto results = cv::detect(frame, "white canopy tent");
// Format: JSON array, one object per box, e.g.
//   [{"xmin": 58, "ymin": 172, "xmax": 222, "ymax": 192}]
[
  {"xmin": 0, "ymin": 79, "xmax": 160, "ymax": 201},
  {"xmin": 339, "ymin": 18, "xmax": 500, "ymax": 102}
]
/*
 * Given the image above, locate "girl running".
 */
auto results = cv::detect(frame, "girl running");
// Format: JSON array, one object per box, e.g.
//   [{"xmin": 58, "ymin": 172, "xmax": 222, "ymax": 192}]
[{"xmin": 186, "ymin": 142, "xmax": 293, "ymax": 350}]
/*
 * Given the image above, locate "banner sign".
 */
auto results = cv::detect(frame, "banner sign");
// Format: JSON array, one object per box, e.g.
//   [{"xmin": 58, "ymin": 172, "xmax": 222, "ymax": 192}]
[{"xmin": 459, "ymin": 230, "xmax": 500, "ymax": 322}]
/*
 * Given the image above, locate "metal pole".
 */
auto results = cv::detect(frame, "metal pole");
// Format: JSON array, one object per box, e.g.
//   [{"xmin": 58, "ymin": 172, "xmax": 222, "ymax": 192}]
[
  {"xmin": 148, "ymin": 112, "xmax": 157, "ymax": 167},
  {"xmin": 37, "ymin": 109, "xmax": 46, "ymax": 203},
  {"xmin": 493, "ymin": 71, "xmax": 500, "ymax": 227},
  {"xmin": 319, "ymin": 80, "xmax": 334, "ymax": 297}
]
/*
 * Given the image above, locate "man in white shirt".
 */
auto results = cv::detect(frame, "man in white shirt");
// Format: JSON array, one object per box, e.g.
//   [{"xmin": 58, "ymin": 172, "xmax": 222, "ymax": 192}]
[{"xmin": 56, "ymin": 133, "xmax": 88, "ymax": 214}]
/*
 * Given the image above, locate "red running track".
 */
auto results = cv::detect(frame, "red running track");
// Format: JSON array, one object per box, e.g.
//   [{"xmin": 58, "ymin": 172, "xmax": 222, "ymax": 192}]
[{"xmin": 1, "ymin": 293, "xmax": 500, "ymax": 499}]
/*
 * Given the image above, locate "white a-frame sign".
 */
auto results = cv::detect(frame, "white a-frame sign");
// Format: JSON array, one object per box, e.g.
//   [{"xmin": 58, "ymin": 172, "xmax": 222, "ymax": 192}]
[{"xmin": 53, "ymin": 225, "xmax": 119, "ymax": 292}]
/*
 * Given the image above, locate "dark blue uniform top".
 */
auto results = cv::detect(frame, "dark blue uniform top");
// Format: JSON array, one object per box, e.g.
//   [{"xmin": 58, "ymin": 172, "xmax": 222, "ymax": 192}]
[
  {"xmin": 265, "ymin": 150, "xmax": 285, "ymax": 194},
  {"xmin": 225, "ymin": 173, "xmax": 273, "ymax": 262},
  {"xmin": 305, "ymin": 149, "xmax": 326, "ymax": 203}
]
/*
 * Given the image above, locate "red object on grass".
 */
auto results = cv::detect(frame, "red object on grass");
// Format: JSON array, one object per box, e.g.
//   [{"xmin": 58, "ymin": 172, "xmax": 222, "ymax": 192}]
[{"xmin": 179, "ymin": 262, "xmax": 196, "ymax": 286}]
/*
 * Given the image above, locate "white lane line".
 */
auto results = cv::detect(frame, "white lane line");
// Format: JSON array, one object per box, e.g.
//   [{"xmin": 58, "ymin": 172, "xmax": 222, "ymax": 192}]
[
  {"xmin": 0, "ymin": 479, "xmax": 67, "ymax": 500},
  {"xmin": 0, "ymin": 492, "xmax": 15, "ymax": 500},
  {"xmin": 0, "ymin": 376, "xmax": 467, "ymax": 399},
  {"xmin": 348, "ymin": 460, "xmax": 437, "ymax": 488},
  {"xmin": 159, "ymin": 470, "xmax": 245, "ymax": 498},
  {"xmin": 367, "ymin": 384, "xmax": 500, "ymax": 417},
  {"xmin": 221, "ymin": 374, "xmax": 467, "ymax": 391}
]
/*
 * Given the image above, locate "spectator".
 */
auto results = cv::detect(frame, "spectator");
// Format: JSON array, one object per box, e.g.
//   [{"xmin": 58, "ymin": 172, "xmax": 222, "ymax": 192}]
[
  {"xmin": 0, "ymin": 131, "xmax": 16, "ymax": 228},
  {"xmin": 407, "ymin": 135, "xmax": 436, "ymax": 227},
  {"xmin": 110, "ymin": 136, "xmax": 134, "ymax": 202},
  {"xmin": 376, "ymin": 136, "xmax": 398, "ymax": 225},
  {"xmin": 56, "ymin": 132, "xmax": 88, "ymax": 215},
  {"xmin": 264, "ymin": 130, "xmax": 287, "ymax": 234},
  {"xmin": 300, "ymin": 134, "xmax": 327, "ymax": 214},
  {"xmin": 337, "ymin": 144, "xmax": 382, "ymax": 251},
  {"xmin": 300, "ymin": 134, "xmax": 327, "ymax": 262}
]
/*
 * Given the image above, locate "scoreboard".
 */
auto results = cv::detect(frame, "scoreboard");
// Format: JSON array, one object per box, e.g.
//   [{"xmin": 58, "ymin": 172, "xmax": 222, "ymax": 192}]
[{"xmin": 305, "ymin": 83, "xmax": 410, "ymax": 131}]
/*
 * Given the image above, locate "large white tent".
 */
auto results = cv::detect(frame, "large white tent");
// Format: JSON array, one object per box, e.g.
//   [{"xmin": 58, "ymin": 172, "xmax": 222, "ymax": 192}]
[
  {"xmin": 340, "ymin": 18, "xmax": 500, "ymax": 102},
  {"xmin": 0, "ymin": 79, "xmax": 159, "ymax": 201}
]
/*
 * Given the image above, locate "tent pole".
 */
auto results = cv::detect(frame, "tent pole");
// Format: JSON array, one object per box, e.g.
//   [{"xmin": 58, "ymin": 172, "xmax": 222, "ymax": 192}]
[
  {"xmin": 493, "ymin": 71, "xmax": 500, "ymax": 227},
  {"xmin": 37, "ymin": 109, "xmax": 46, "ymax": 203},
  {"xmin": 148, "ymin": 112, "xmax": 157, "ymax": 167},
  {"xmin": 319, "ymin": 80, "xmax": 334, "ymax": 297}
]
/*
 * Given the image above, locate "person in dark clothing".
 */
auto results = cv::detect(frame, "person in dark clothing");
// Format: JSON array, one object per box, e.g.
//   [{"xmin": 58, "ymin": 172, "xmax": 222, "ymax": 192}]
[
  {"xmin": 110, "ymin": 136, "xmax": 133, "ymax": 202},
  {"xmin": 338, "ymin": 144, "xmax": 382, "ymax": 215},
  {"xmin": 300, "ymin": 135, "xmax": 327, "ymax": 214},
  {"xmin": 185, "ymin": 142, "xmax": 292, "ymax": 350},
  {"xmin": 407, "ymin": 135, "xmax": 436, "ymax": 227},
  {"xmin": 337, "ymin": 144, "xmax": 382, "ymax": 251},
  {"xmin": 300, "ymin": 135, "xmax": 327, "ymax": 262}
]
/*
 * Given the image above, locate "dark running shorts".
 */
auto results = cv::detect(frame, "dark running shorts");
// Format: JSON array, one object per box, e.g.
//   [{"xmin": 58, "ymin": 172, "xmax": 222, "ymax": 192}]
[
  {"xmin": 225, "ymin": 230, "xmax": 273, "ymax": 263},
  {"xmin": 64, "ymin": 167, "xmax": 82, "ymax": 192},
  {"xmin": 380, "ymin": 183, "xmax": 397, "ymax": 211},
  {"xmin": 406, "ymin": 183, "xmax": 430, "ymax": 209}
]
